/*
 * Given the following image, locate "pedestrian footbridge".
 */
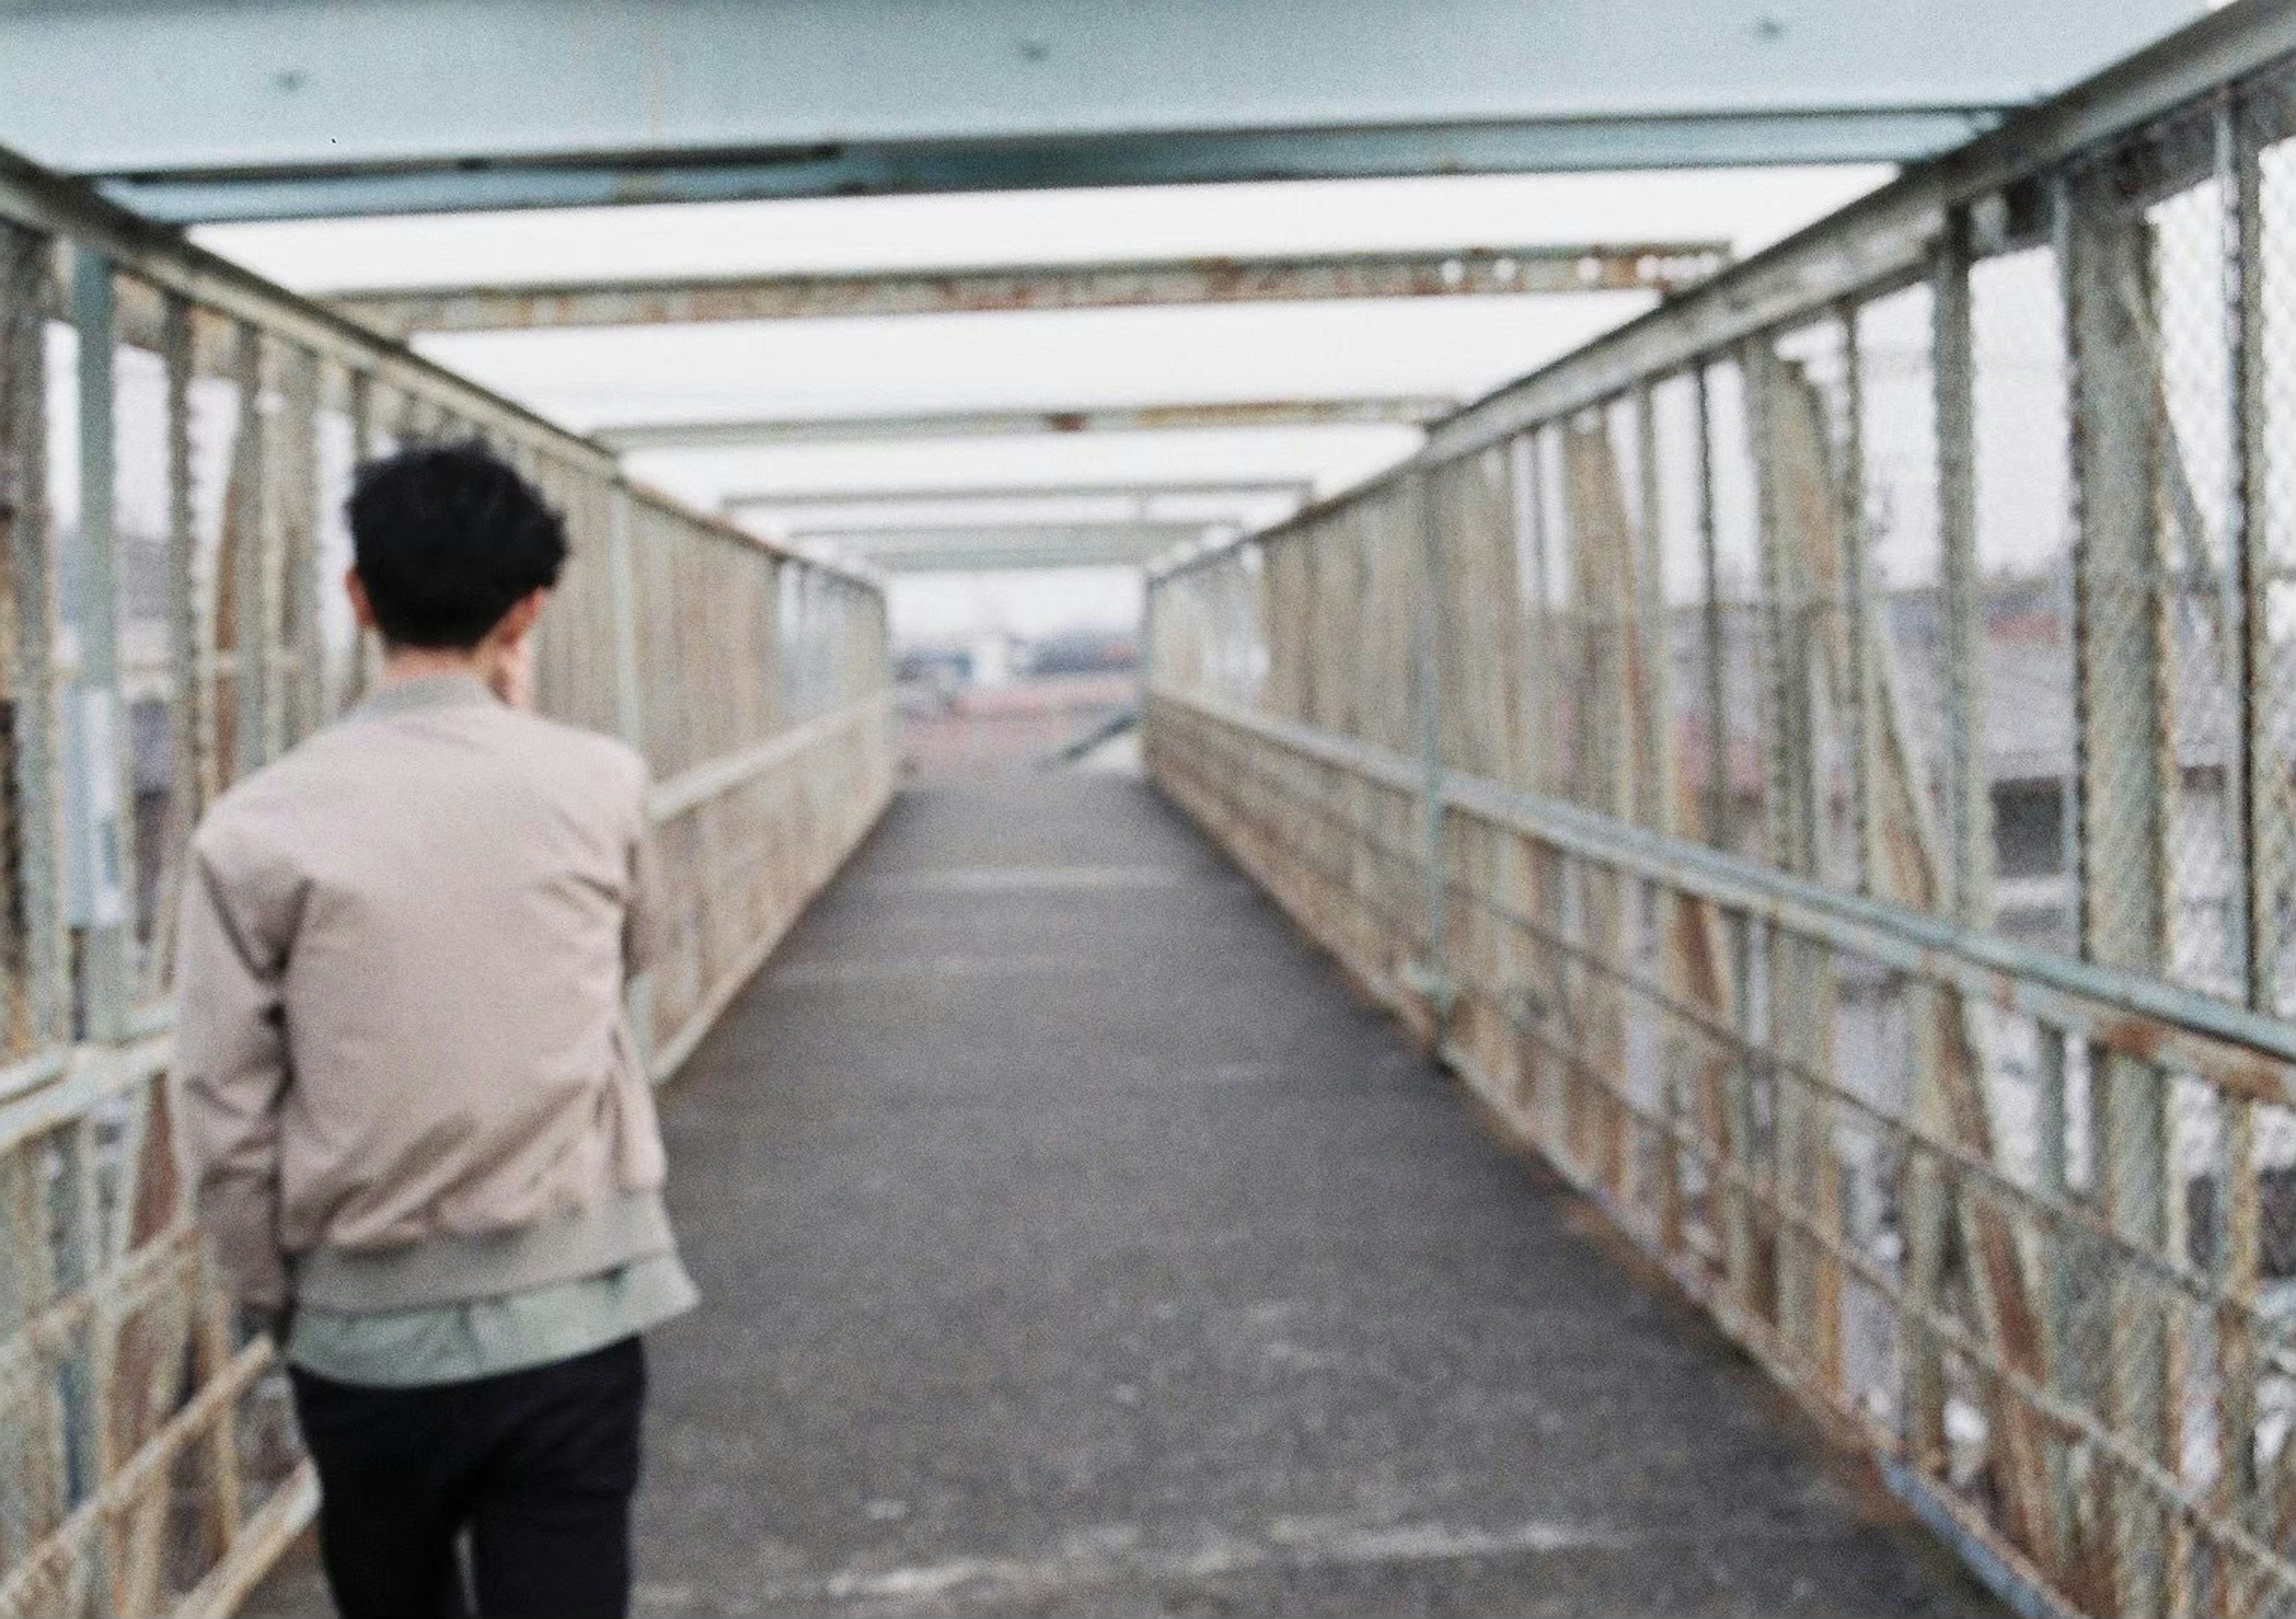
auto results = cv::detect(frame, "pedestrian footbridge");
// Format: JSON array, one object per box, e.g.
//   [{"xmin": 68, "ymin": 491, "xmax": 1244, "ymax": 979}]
[
  {"xmin": 1, "ymin": 6, "xmax": 2295, "ymax": 1617},
  {"xmin": 251, "ymin": 774, "xmax": 2002, "ymax": 1617}
]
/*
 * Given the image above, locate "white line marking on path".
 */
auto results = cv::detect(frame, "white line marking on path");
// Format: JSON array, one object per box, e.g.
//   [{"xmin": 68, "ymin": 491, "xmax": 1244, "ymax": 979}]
[{"xmin": 636, "ymin": 1510, "xmax": 1863, "ymax": 1614}]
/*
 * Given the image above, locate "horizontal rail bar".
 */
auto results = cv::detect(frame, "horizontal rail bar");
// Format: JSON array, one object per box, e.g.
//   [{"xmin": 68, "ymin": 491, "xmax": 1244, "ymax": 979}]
[
  {"xmin": 646, "ymin": 695, "xmax": 889, "ymax": 823},
  {"xmin": 0, "ymin": 1033, "xmax": 171, "ymax": 1159},
  {"xmin": 1154, "ymin": 691, "xmax": 2296, "ymax": 1098}
]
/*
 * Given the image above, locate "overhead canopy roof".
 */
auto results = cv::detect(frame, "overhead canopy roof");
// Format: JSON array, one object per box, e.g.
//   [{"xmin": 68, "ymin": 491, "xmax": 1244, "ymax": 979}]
[{"xmin": 0, "ymin": 0, "xmax": 2194, "ymax": 221}]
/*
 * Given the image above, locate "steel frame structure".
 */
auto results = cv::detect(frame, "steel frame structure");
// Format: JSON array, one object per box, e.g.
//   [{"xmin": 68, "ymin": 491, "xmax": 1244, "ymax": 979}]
[
  {"xmin": 0, "ymin": 0, "xmax": 2191, "ymax": 222},
  {"xmin": 1146, "ymin": 5, "xmax": 2296, "ymax": 1615}
]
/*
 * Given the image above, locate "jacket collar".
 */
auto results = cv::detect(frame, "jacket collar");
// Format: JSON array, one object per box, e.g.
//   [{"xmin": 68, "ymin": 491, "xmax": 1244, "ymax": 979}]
[{"xmin": 350, "ymin": 672, "xmax": 496, "ymax": 722}]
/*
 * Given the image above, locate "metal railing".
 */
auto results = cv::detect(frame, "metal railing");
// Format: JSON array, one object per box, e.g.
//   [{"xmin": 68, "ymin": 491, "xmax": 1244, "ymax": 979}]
[
  {"xmin": 1146, "ymin": 5, "xmax": 2296, "ymax": 1614},
  {"xmin": 0, "ymin": 148, "xmax": 894, "ymax": 1614}
]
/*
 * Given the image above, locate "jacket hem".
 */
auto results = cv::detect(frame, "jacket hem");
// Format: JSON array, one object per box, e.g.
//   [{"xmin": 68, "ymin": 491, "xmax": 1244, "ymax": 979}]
[{"xmin": 292, "ymin": 1187, "xmax": 676, "ymax": 1312}]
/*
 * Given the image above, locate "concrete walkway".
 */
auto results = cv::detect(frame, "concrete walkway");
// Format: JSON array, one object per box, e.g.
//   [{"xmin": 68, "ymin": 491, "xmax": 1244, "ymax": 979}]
[{"xmin": 254, "ymin": 775, "xmax": 2002, "ymax": 1617}]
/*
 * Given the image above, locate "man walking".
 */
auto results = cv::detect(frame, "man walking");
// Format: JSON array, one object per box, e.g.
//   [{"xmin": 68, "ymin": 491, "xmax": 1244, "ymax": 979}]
[{"xmin": 172, "ymin": 442, "xmax": 695, "ymax": 1619}]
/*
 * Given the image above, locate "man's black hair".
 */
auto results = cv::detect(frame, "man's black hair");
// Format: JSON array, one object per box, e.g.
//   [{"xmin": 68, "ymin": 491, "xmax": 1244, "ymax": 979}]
[{"xmin": 348, "ymin": 441, "xmax": 569, "ymax": 649}]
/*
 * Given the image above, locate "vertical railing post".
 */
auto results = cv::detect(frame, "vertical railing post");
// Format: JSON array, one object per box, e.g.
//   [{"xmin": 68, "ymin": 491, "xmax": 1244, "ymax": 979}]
[
  {"xmin": 1411, "ymin": 471, "xmax": 1452, "ymax": 1021},
  {"xmin": 154, "ymin": 291, "xmax": 199, "ymax": 1008},
  {"xmin": 603, "ymin": 480, "xmax": 655, "ymax": 1065},
  {"xmin": 2035, "ymin": 176, "xmax": 2094, "ymax": 1591},
  {"xmin": 1748, "ymin": 338, "xmax": 1828, "ymax": 1371},
  {"xmin": 1693, "ymin": 369, "xmax": 1730, "ymax": 855},
  {"xmin": 0, "ymin": 223, "xmax": 62, "ymax": 1052},
  {"xmin": 1138, "ymin": 567, "xmax": 1158, "ymax": 725},
  {"xmin": 2225, "ymin": 95, "xmax": 2276, "ymax": 1024},
  {"xmin": 228, "ymin": 325, "xmax": 268, "ymax": 786},
  {"xmin": 1744, "ymin": 342, "xmax": 1790, "ymax": 1352},
  {"xmin": 2218, "ymin": 87, "xmax": 2270, "ymax": 1562},
  {"xmin": 1507, "ymin": 430, "xmax": 1567, "ymax": 1151},
  {"xmin": 1689, "ymin": 363, "xmax": 1756, "ymax": 1313},
  {"xmin": 1838, "ymin": 303, "xmax": 1881, "ymax": 899},
  {"xmin": 1747, "ymin": 341, "xmax": 1813, "ymax": 881},
  {"xmin": 1632, "ymin": 386, "xmax": 1689, "ymax": 1253},
  {"xmin": 1935, "ymin": 209, "xmax": 1990, "ymax": 930},
  {"xmin": 1519, "ymin": 432, "xmax": 1558, "ymax": 798},
  {"xmin": 279, "ymin": 346, "xmax": 323, "ymax": 747},
  {"xmin": 604, "ymin": 481, "xmax": 648, "ymax": 754},
  {"xmin": 2063, "ymin": 158, "xmax": 2173, "ymax": 1619},
  {"xmin": 1897, "ymin": 206, "xmax": 1991, "ymax": 1505},
  {"xmin": 1918, "ymin": 209, "xmax": 1983, "ymax": 1488},
  {"xmin": 2032, "ymin": 1022, "xmax": 2077, "ymax": 1576},
  {"xmin": 1632, "ymin": 390, "xmax": 1671, "ymax": 838},
  {"xmin": 66, "ymin": 249, "xmax": 132, "ymax": 1043},
  {"xmin": 341, "ymin": 367, "xmax": 383, "ymax": 707}
]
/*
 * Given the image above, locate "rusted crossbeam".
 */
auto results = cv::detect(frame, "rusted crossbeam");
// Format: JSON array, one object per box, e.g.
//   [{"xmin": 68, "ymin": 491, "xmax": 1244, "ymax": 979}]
[
  {"xmin": 725, "ymin": 479, "xmax": 1313, "ymax": 515},
  {"xmin": 323, "ymin": 244, "xmax": 1729, "ymax": 337},
  {"xmin": 597, "ymin": 396, "xmax": 1452, "ymax": 452},
  {"xmin": 780, "ymin": 518, "xmax": 1218, "ymax": 574}
]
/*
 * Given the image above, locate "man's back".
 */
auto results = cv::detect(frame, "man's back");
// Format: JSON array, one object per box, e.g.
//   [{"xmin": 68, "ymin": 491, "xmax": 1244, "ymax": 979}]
[{"xmin": 176, "ymin": 673, "xmax": 667, "ymax": 1297}]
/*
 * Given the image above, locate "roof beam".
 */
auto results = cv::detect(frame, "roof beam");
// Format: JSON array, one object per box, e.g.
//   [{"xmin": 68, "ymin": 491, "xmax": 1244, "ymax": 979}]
[
  {"xmin": 597, "ymin": 397, "xmax": 1450, "ymax": 453},
  {"xmin": 864, "ymin": 543, "xmax": 1176, "ymax": 574},
  {"xmin": 324, "ymin": 244, "xmax": 1726, "ymax": 337},
  {"xmin": 722, "ymin": 479, "xmax": 1313, "ymax": 515},
  {"xmin": 0, "ymin": 0, "xmax": 2193, "ymax": 221},
  {"xmin": 797, "ymin": 521, "xmax": 1210, "ymax": 555},
  {"xmin": 99, "ymin": 118, "xmax": 1984, "ymax": 224},
  {"xmin": 795, "ymin": 520, "xmax": 1210, "ymax": 573}
]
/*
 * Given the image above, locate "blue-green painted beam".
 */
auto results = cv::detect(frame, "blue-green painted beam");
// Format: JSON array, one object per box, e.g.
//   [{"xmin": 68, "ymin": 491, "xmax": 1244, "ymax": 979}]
[
  {"xmin": 112, "ymin": 116, "xmax": 1984, "ymax": 224},
  {"xmin": 0, "ymin": 0, "xmax": 2194, "ymax": 221}
]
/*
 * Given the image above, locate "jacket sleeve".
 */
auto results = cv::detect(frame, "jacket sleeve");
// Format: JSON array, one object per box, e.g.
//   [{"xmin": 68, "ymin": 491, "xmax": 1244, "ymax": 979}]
[{"xmin": 169, "ymin": 839, "xmax": 294, "ymax": 1311}]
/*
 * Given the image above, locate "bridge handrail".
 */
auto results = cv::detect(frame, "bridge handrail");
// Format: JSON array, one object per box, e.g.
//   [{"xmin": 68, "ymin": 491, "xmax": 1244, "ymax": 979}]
[{"xmin": 0, "ymin": 143, "xmax": 894, "ymax": 1616}]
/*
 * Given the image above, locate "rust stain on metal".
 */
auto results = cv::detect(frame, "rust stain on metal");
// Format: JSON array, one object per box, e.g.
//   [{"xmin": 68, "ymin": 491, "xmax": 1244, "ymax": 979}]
[{"xmin": 323, "ymin": 242, "xmax": 1733, "ymax": 335}]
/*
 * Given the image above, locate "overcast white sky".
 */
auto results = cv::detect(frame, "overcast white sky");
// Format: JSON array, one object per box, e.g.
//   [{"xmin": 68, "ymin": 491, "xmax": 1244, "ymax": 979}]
[{"xmin": 197, "ymin": 166, "xmax": 1891, "ymax": 646}]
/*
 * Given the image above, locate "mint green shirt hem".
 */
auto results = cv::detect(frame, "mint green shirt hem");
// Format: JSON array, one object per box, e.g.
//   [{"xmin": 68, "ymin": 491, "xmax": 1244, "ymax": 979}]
[{"xmin": 285, "ymin": 1253, "xmax": 699, "ymax": 1388}]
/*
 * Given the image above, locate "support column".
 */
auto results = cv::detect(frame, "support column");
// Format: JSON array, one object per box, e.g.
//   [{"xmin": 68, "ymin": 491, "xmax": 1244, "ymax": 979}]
[
  {"xmin": 2063, "ymin": 160, "xmax": 2173, "ymax": 1619},
  {"xmin": 1410, "ymin": 471, "xmax": 1452, "ymax": 1022},
  {"xmin": 0, "ymin": 224, "xmax": 62, "ymax": 1052},
  {"xmin": 605, "ymin": 482, "xmax": 648, "ymax": 754}
]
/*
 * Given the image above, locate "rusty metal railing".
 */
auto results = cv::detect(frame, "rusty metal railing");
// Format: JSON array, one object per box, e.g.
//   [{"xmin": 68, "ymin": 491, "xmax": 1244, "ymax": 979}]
[
  {"xmin": 1146, "ymin": 5, "xmax": 2296, "ymax": 1613},
  {"xmin": 0, "ymin": 145, "xmax": 893, "ymax": 1615}
]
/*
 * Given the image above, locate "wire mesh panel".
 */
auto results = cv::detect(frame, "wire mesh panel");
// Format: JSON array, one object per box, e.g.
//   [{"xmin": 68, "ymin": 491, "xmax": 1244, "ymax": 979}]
[
  {"xmin": 0, "ymin": 142, "xmax": 894, "ymax": 1614},
  {"xmin": 1145, "ymin": 16, "xmax": 2296, "ymax": 1617}
]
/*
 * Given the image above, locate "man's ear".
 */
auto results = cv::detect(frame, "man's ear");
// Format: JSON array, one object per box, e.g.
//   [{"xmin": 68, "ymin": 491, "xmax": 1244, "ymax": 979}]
[
  {"xmin": 345, "ymin": 567, "xmax": 377, "ymax": 632},
  {"xmin": 497, "ymin": 588, "xmax": 549, "ymax": 644}
]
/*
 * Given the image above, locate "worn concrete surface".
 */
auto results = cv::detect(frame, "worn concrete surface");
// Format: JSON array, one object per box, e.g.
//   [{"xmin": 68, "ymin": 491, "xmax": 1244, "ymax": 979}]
[{"xmin": 248, "ymin": 774, "xmax": 2004, "ymax": 1617}]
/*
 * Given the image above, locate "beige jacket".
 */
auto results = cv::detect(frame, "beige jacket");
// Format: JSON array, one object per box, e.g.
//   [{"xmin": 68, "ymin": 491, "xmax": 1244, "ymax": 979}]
[{"xmin": 171, "ymin": 675, "xmax": 671, "ymax": 1312}]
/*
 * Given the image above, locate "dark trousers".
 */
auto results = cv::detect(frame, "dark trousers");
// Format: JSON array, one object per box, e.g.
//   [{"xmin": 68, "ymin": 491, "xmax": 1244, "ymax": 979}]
[{"xmin": 289, "ymin": 1337, "xmax": 646, "ymax": 1619}]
